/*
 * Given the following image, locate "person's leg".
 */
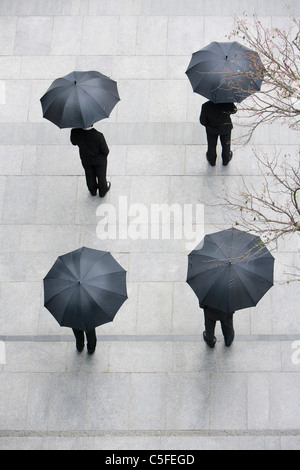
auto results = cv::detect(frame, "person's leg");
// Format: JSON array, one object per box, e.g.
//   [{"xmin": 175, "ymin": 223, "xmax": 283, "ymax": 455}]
[
  {"xmin": 220, "ymin": 315, "xmax": 235, "ymax": 347},
  {"xmin": 206, "ymin": 131, "xmax": 218, "ymax": 166},
  {"xmin": 94, "ymin": 160, "xmax": 110, "ymax": 198},
  {"xmin": 204, "ymin": 312, "xmax": 217, "ymax": 348},
  {"xmin": 220, "ymin": 132, "xmax": 232, "ymax": 165},
  {"xmin": 82, "ymin": 163, "xmax": 98, "ymax": 195},
  {"xmin": 85, "ymin": 329, "xmax": 97, "ymax": 354},
  {"xmin": 72, "ymin": 329, "xmax": 85, "ymax": 352}
]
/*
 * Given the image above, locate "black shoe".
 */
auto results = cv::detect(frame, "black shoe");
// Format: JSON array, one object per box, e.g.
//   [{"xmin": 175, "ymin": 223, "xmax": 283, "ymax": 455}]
[
  {"xmin": 76, "ymin": 342, "xmax": 84, "ymax": 352},
  {"xmin": 203, "ymin": 331, "xmax": 216, "ymax": 348},
  {"xmin": 90, "ymin": 191, "xmax": 97, "ymax": 196},
  {"xmin": 87, "ymin": 347, "xmax": 96, "ymax": 355},
  {"xmin": 223, "ymin": 151, "xmax": 233, "ymax": 166},
  {"xmin": 99, "ymin": 181, "xmax": 111, "ymax": 198},
  {"xmin": 225, "ymin": 332, "xmax": 235, "ymax": 347},
  {"xmin": 206, "ymin": 153, "xmax": 216, "ymax": 167}
]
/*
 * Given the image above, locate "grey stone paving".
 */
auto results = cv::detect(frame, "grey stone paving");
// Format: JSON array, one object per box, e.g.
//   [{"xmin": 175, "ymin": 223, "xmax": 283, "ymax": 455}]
[{"xmin": 0, "ymin": 0, "xmax": 300, "ymax": 451}]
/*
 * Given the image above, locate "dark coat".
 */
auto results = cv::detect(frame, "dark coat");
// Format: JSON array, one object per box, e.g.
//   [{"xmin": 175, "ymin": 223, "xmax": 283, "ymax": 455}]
[
  {"xmin": 200, "ymin": 101, "xmax": 237, "ymax": 135},
  {"xmin": 200, "ymin": 303, "xmax": 235, "ymax": 321},
  {"xmin": 70, "ymin": 128, "xmax": 109, "ymax": 165}
]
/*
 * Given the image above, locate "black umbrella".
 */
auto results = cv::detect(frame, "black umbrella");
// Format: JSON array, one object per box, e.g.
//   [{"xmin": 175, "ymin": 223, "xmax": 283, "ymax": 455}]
[
  {"xmin": 187, "ymin": 228, "xmax": 274, "ymax": 312},
  {"xmin": 43, "ymin": 247, "xmax": 127, "ymax": 331},
  {"xmin": 40, "ymin": 70, "xmax": 120, "ymax": 129},
  {"xmin": 186, "ymin": 41, "xmax": 264, "ymax": 103}
]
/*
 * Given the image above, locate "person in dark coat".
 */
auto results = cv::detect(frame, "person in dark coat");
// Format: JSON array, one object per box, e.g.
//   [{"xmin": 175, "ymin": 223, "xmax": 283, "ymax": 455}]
[
  {"xmin": 72, "ymin": 328, "xmax": 97, "ymax": 354},
  {"xmin": 200, "ymin": 302, "xmax": 235, "ymax": 348},
  {"xmin": 70, "ymin": 125, "xmax": 111, "ymax": 197},
  {"xmin": 200, "ymin": 101, "xmax": 237, "ymax": 166}
]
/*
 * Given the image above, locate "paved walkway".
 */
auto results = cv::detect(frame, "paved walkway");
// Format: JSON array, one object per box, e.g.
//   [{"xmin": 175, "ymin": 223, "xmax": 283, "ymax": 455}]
[{"xmin": 0, "ymin": 0, "xmax": 299, "ymax": 450}]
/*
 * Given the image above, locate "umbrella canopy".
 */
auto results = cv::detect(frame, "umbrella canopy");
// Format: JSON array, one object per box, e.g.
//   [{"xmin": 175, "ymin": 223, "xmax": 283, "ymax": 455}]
[
  {"xmin": 187, "ymin": 228, "xmax": 274, "ymax": 312},
  {"xmin": 186, "ymin": 41, "xmax": 264, "ymax": 103},
  {"xmin": 40, "ymin": 70, "xmax": 120, "ymax": 129},
  {"xmin": 43, "ymin": 247, "xmax": 127, "ymax": 331}
]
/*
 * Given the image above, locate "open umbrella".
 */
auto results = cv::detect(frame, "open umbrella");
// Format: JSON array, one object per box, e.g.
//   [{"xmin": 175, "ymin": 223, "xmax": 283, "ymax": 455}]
[
  {"xmin": 186, "ymin": 41, "xmax": 264, "ymax": 103},
  {"xmin": 187, "ymin": 228, "xmax": 274, "ymax": 312},
  {"xmin": 40, "ymin": 70, "xmax": 120, "ymax": 129},
  {"xmin": 43, "ymin": 247, "xmax": 127, "ymax": 331}
]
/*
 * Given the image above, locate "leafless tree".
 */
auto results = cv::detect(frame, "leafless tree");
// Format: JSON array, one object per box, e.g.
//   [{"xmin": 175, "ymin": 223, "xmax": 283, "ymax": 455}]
[
  {"xmin": 222, "ymin": 150, "xmax": 300, "ymax": 244},
  {"xmin": 214, "ymin": 12, "xmax": 300, "ymax": 282},
  {"xmin": 226, "ymin": 13, "xmax": 300, "ymax": 143}
]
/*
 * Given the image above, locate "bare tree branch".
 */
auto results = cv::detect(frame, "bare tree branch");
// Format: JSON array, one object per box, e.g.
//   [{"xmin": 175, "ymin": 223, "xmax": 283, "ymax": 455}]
[
  {"xmin": 225, "ymin": 13, "xmax": 300, "ymax": 143},
  {"xmin": 217, "ymin": 150, "xmax": 300, "ymax": 283}
]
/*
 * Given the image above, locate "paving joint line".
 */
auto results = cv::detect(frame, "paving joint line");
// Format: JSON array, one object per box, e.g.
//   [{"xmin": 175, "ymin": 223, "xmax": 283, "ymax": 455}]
[
  {"xmin": 0, "ymin": 430, "xmax": 300, "ymax": 438},
  {"xmin": 1, "ymin": 335, "xmax": 300, "ymax": 342}
]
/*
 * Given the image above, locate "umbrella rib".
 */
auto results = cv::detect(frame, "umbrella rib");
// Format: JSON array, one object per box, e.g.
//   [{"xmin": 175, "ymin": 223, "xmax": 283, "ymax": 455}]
[
  {"xmin": 233, "ymin": 237, "xmax": 270, "ymax": 258},
  {"xmin": 189, "ymin": 252, "xmax": 216, "ymax": 259},
  {"xmin": 191, "ymin": 252, "xmax": 229, "ymax": 264},
  {"xmin": 187, "ymin": 261, "xmax": 228, "ymax": 281},
  {"xmin": 192, "ymin": 236, "xmax": 268, "ymax": 263},
  {"xmin": 192, "ymin": 48, "xmax": 222, "ymax": 58},
  {"xmin": 55, "ymin": 76, "xmax": 74, "ymax": 85},
  {"xmin": 207, "ymin": 233, "xmax": 266, "ymax": 262},
  {"xmin": 230, "ymin": 267, "xmax": 259, "ymax": 305},
  {"xmin": 41, "ymin": 87, "xmax": 74, "ymax": 123},
  {"xmin": 187, "ymin": 59, "xmax": 225, "ymax": 74},
  {"xmin": 41, "ymin": 85, "xmax": 71, "ymax": 109},
  {"xmin": 227, "ymin": 41, "xmax": 238, "ymax": 57},
  {"xmin": 234, "ymin": 262, "xmax": 274, "ymax": 285},
  {"xmin": 61, "ymin": 283, "xmax": 104, "ymax": 329},
  {"xmin": 47, "ymin": 77, "xmax": 73, "ymax": 90},
  {"xmin": 56, "ymin": 256, "xmax": 80, "ymax": 282},
  {"xmin": 203, "ymin": 265, "xmax": 251, "ymax": 312},
  {"xmin": 83, "ymin": 283, "xmax": 127, "ymax": 301},
  {"xmin": 44, "ymin": 283, "xmax": 77, "ymax": 308},
  {"xmin": 216, "ymin": 41, "xmax": 236, "ymax": 57},
  {"xmin": 193, "ymin": 62, "xmax": 226, "ymax": 89},
  {"xmin": 80, "ymin": 251, "xmax": 111, "ymax": 281},
  {"xmin": 80, "ymin": 284, "xmax": 116, "ymax": 321},
  {"xmin": 214, "ymin": 42, "xmax": 226, "ymax": 55},
  {"xmin": 74, "ymin": 71, "xmax": 108, "ymax": 83},
  {"xmin": 60, "ymin": 87, "xmax": 85, "ymax": 126},
  {"xmin": 83, "ymin": 270, "xmax": 125, "ymax": 282},
  {"xmin": 80, "ymin": 82, "xmax": 120, "ymax": 100},
  {"xmin": 203, "ymin": 237, "xmax": 232, "ymax": 259},
  {"xmin": 201, "ymin": 43, "xmax": 226, "ymax": 58},
  {"xmin": 77, "ymin": 86, "xmax": 111, "ymax": 118},
  {"xmin": 201, "ymin": 266, "xmax": 229, "ymax": 304}
]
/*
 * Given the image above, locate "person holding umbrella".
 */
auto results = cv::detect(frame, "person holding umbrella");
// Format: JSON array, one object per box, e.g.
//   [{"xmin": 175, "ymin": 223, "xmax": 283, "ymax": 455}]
[
  {"xmin": 40, "ymin": 70, "xmax": 121, "ymax": 197},
  {"xmin": 43, "ymin": 247, "xmax": 128, "ymax": 355},
  {"xmin": 200, "ymin": 101, "xmax": 237, "ymax": 166},
  {"xmin": 70, "ymin": 124, "xmax": 111, "ymax": 197},
  {"xmin": 186, "ymin": 41, "xmax": 264, "ymax": 166},
  {"xmin": 187, "ymin": 228, "xmax": 274, "ymax": 349}
]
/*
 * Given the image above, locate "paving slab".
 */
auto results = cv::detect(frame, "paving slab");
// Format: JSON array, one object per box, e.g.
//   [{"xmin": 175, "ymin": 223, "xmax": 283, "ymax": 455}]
[{"xmin": 14, "ymin": 16, "xmax": 53, "ymax": 56}]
